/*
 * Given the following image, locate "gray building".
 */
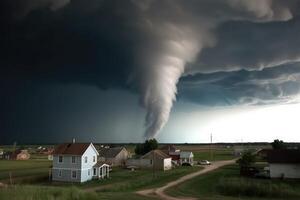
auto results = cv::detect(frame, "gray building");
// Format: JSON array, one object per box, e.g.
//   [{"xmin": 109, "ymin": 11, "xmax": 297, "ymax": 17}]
[{"xmin": 98, "ymin": 147, "xmax": 129, "ymax": 166}]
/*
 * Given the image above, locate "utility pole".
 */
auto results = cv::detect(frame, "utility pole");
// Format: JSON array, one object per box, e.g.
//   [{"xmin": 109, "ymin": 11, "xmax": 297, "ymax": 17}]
[{"xmin": 210, "ymin": 133, "xmax": 213, "ymax": 161}]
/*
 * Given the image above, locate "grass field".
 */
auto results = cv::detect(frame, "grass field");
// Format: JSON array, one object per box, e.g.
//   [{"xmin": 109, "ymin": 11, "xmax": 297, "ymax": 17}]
[
  {"xmin": 0, "ymin": 159, "xmax": 201, "ymax": 200},
  {"xmin": 0, "ymin": 160, "xmax": 51, "ymax": 183},
  {"xmin": 166, "ymin": 164, "xmax": 300, "ymax": 200}
]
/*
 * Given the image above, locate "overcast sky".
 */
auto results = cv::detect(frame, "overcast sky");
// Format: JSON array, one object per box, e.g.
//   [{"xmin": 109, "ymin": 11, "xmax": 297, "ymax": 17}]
[{"xmin": 1, "ymin": 0, "xmax": 300, "ymax": 144}]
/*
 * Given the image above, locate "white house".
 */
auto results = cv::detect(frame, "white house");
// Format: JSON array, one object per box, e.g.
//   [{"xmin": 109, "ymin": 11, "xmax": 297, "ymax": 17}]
[
  {"xmin": 52, "ymin": 142, "xmax": 110, "ymax": 183},
  {"xmin": 180, "ymin": 151, "xmax": 194, "ymax": 166},
  {"xmin": 267, "ymin": 149, "xmax": 300, "ymax": 179}
]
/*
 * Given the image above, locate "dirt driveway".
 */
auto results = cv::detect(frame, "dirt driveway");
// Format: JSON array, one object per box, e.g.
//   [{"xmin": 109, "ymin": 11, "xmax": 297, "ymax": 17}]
[{"xmin": 136, "ymin": 159, "xmax": 236, "ymax": 200}]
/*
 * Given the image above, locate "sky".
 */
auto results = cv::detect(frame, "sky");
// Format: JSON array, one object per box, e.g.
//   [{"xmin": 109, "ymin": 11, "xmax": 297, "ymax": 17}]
[{"xmin": 1, "ymin": 0, "xmax": 300, "ymax": 144}]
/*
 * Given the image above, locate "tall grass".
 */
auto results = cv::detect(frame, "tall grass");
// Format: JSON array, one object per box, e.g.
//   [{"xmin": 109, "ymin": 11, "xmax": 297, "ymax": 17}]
[
  {"xmin": 0, "ymin": 185, "xmax": 98, "ymax": 200},
  {"xmin": 216, "ymin": 177, "xmax": 300, "ymax": 198}
]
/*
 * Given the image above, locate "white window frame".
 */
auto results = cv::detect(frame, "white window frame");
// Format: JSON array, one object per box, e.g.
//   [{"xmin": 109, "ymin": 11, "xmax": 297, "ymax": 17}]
[
  {"xmin": 71, "ymin": 170, "xmax": 77, "ymax": 179},
  {"xmin": 71, "ymin": 156, "xmax": 76, "ymax": 164},
  {"xmin": 58, "ymin": 170, "xmax": 62, "ymax": 177},
  {"xmin": 88, "ymin": 169, "xmax": 90, "ymax": 176},
  {"xmin": 93, "ymin": 156, "xmax": 95, "ymax": 162},
  {"xmin": 58, "ymin": 155, "xmax": 63, "ymax": 163},
  {"xmin": 84, "ymin": 156, "xmax": 88, "ymax": 163}
]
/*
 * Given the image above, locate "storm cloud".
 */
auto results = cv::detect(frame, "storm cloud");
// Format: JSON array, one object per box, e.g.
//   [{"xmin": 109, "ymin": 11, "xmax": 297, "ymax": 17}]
[{"xmin": 1, "ymin": 0, "xmax": 300, "ymax": 138}]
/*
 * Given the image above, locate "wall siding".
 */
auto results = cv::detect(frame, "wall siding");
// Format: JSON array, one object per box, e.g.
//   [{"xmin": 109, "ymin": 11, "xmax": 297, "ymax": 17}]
[
  {"xmin": 52, "ymin": 144, "xmax": 98, "ymax": 182},
  {"xmin": 270, "ymin": 164, "xmax": 300, "ymax": 179}
]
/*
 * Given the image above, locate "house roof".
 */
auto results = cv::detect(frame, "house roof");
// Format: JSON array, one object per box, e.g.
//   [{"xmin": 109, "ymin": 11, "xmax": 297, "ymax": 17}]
[
  {"xmin": 98, "ymin": 147, "xmax": 126, "ymax": 158},
  {"xmin": 94, "ymin": 161, "xmax": 111, "ymax": 167},
  {"xmin": 53, "ymin": 143, "xmax": 92, "ymax": 155},
  {"xmin": 180, "ymin": 151, "xmax": 193, "ymax": 158},
  {"xmin": 159, "ymin": 145, "xmax": 178, "ymax": 152},
  {"xmin": 267, "ymin": 149, "xmax": 300, "ymax": 164},
  {"xmin": 141, "ymin": 150, "xmax": 170, "ymax": 159}
]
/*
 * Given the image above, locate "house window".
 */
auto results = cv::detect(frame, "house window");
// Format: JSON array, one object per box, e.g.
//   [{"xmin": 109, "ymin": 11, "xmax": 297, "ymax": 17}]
[
  {"xmin": 71, "ymin": 170, "xmax": 77, "ymax": 179},
  {"xmin": 88, "ymin": 169, "xmax": 90, "ymax": 176},
  {"xmin": 72, "ymin": 156, "xmax": 76, "ymax": 163},
  {"xmin": 93, "ymin": 156, "xmax": 96, "ymax": 162},
  {"xmin": 84, "ymin": 156, "xmax": 88, "ymax": 163},
  {"xmin": 150, "ymin": 159, "xmax": 153, "ymax": 165},
  {"xmin": 58, "ymin": 156, "xmax": 63, "ymax": 163},
  {"xmin": 100, "ymin": 168, "xmax": 102, "ymax": 176},
  {"xmin": 93, "ymin": 168, "xmax": 96, "ymax": 176},
  {"xmin": 58, "ymin": 170, "xmax": 62, "ymax": 177}
]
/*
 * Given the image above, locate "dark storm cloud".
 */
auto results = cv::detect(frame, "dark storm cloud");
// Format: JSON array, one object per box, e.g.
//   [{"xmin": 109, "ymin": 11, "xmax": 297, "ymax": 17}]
[
  {"xmin": 1, "ymin": 0, "xmax": 300, "ymax": 138},
  {"xmin": 180, "ymin": 63, "xmax": 300, "ymax": 106}
]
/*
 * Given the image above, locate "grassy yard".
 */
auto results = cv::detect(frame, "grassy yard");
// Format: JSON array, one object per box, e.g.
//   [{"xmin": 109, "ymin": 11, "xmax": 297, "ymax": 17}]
[
  {"xmin": 0, "ymin": 160, "xmax": 51, "ymax": 183},
  {"xmin": 0, "ymin": 161, "xmax": 201, "ymax": 200},
  {"xmin": 166, "ymin": 164, "xmax": 300, "ymax": 200},
  {"xmin": 193, "ymin": 149, "xmax": 235, "ymax": 161}
]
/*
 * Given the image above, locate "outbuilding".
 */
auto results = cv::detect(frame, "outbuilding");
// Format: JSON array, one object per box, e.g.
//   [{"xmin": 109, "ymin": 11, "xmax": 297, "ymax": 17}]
[{"xmin": 267, "ymin": 149, "xmax": 300, "ymax": 179}]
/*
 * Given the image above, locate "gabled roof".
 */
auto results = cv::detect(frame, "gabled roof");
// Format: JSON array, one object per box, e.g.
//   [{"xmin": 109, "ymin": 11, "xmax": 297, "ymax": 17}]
[
  {"xmin": 159, "ymin": 145, "xmax": 178, "ymax": 152},
  {"xmin": 141, "ymin": 150, "xmax": 170, "ymax": 159},
  {"xmin": 180, "ymin": 151, "xmax": 193, "ymax": 158},
  {"xmin": 94, "ymin": 161, "xmax": 111, "ymax": 167},
  {"xmin": 267, "ymin": 149, "xmax": 300, "ymax": 164},
  {"xmin": 53, "ymin": 143, "xmax": 95, "ymax": 156},
  {"xmin": 98, "ymin": 147, "xmax": 126, "ymax": 158}
]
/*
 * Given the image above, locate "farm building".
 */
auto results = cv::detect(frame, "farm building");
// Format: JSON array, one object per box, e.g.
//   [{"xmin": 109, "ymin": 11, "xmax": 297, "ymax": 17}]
[
  {"xmin": 160, "ymin": 145, "xmax": 180, "ymax": 161},
  {"xmin": 126, "ymin": 150, "xmax": 172, "ymax": 171},
  {"xmin": 267, "ymin": 149, "xmax": 300, "ymax": 179},
  {"xmin": 98, "ymin": 147, "xmax": 129, "ymax": 166},
  {"xmin": 179, "ymin": 151, "xmax": 194, "ymax": 166},
  {"xmin": 3, "ymin": 149, "xmax": 30, "ymax": 160},
  {"xmin": 52, "ymin": 142, "xmax": 110, "ymax": 183},
  {"xmin": 0, "ymin": 149, "xmax": 3, "ymax": 159}
]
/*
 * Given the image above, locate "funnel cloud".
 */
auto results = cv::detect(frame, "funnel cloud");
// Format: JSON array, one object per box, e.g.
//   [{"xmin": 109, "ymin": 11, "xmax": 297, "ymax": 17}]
[{"xmin": 1, "ymin": 0, "xmax": 300, "ymax": 140}]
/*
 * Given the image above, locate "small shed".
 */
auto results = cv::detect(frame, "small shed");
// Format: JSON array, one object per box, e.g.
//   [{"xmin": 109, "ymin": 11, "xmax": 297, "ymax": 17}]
[
  {"xmin": 180, "ymin": 151, "xmax": 194, "ymax": 166},
  {"xmin": 267, "ymin": 149, "xmax": 300, "ymax": 179}
]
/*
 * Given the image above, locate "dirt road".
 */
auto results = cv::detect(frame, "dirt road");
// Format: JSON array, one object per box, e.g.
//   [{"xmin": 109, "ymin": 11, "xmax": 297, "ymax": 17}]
[{"xmin": 136, "ymin": 159, "xmax": 236, "ymax": 200}]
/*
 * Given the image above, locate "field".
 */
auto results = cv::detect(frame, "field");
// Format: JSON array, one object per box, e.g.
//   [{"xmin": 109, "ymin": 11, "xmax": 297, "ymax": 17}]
[
  {"xmin": 166, "ymin": 164, "xmax": 300, "ymax": 200},
  {"xmin": 0, "ymin": 160, "xmax": 51, "ymax": 184},
  {"xmin": 0, "ymin": 143, "xmax": 273, "ymax": 200}
]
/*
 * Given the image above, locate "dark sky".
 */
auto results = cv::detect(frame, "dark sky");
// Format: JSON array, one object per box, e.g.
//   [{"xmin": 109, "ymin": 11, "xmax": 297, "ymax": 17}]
[{"xmin": 1, "ymin": 0, "xmax": 300, "ymax": 144}]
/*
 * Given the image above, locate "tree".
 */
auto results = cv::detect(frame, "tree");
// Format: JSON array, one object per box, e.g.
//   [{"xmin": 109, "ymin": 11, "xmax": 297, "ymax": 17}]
[
  {"xmin": 135, "ymin": 139, "xmax": 158, "ymax": 155},
  {"xmin": 271, "ymin": 139, "xmax": 286, "ymax": 149},
  {"xmin": 236, "ymin": 150, "xmax": 256, "ymax": 168},
  {"xmin": 236, "ymin": 150, "xmax": 257, "ymax": 176}
]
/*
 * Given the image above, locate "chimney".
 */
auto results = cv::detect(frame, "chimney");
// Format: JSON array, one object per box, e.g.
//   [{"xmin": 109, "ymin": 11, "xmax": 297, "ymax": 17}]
[{"xmin": 72, "ymin": 138, "xmax": 76, "ymax": 144}]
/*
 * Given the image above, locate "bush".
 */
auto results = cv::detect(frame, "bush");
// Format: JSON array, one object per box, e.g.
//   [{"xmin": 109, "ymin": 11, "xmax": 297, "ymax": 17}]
[{"xmin": 216, "ymin": 177, "xmax": 300, "ymax": 198}]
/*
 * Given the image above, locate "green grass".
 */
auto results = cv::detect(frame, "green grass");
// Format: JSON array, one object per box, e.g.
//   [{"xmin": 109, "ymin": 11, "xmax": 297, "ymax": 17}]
[
  {"xmin": 0, "ymin": 166, "xmax": 200, "ymax": 200},
  {"xmin": 193, "ymin": 149, "xmax": 235, "ymax": 161},
  {"xmin": 0, "ymin": 160, "xmax": 51, "ymax": 183},
  {"xmin": 166, "ymin": 164, "xmax": 300, "ymax": 200},
  {"xmin": 0, "ymin": 185, "xmax": 99, "ymax": 200}
]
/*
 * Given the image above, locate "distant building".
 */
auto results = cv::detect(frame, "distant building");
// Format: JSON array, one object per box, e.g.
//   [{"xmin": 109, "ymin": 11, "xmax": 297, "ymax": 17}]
[
  {"xmin": 179, "ymin": 151, "xmax": 194, "ymax": 166},
  {"xmin": 126, "ymin": 150, "xmax": 172, "ymax": 171},
  {"xmin": 160, "ymin": 145, "xmax": 180, "ymax": 162},
  {"xmin": 52, "ymin": 142, "xmax": 109, "ymax": 183},
  {"xmin": 0, "ymin": 149, "xmax": 3, "ymax": 159},
  {"xmin": 98, "ymin": 147, "xmax": 129, "ymax": 166},
  {"xmin": 267, "ymin": 149, "xmax": 300, "ymax": 179},
  {"xmin": 4, "ymin": 149, "xmax": 30, "ymax": 160}
]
